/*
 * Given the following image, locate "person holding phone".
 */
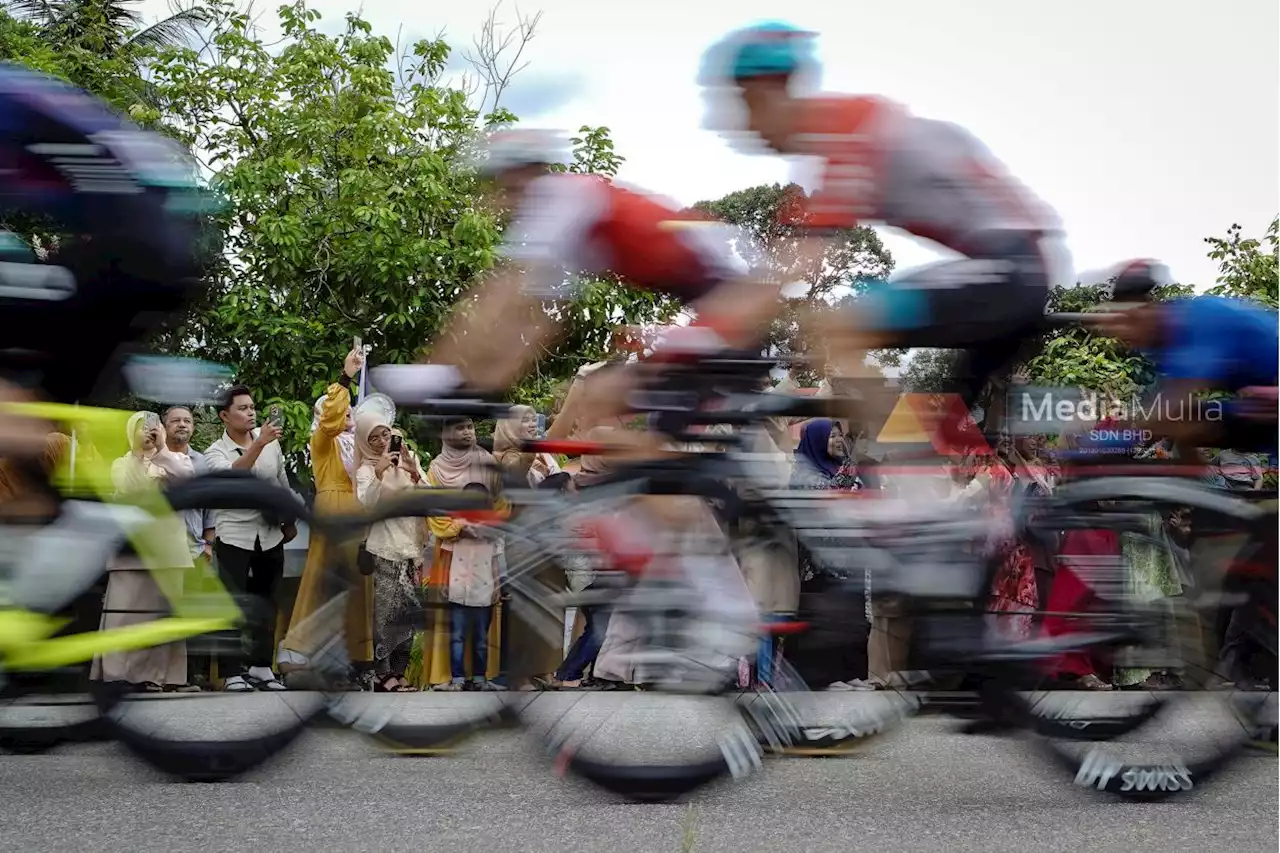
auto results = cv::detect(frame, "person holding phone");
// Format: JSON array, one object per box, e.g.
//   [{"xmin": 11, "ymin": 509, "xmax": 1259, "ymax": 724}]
[
  {"xmin": 203, "ymin": 384, "xmax": 295, "ymax": 692},
  {"xmin": 279, "ymin": 347, "xmax": 372, "ymax": 685},
  {"xmin": 94, "ymin": 411, "xmax": 199, "ymax": 692},
  {"xmin": 354, "ymin": 414, "xmax": 426, "ymax": 691}
]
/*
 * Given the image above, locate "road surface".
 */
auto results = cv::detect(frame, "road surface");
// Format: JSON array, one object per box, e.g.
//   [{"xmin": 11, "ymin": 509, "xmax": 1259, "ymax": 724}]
[{"xmin": 0, "ymin": 692, "xmax": 1274, "ymax": 853}]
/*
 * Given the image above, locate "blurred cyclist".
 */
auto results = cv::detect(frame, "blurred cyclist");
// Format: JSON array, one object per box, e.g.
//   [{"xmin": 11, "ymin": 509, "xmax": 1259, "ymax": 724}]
[
  {"xmin": 698, "ymin": 22, "xmax": 1072, "ymax": 433},
  {"xmin": 372, "ymin": 130, "xmax": 791, "ymax": 686},
  {"xmin": 1089, "ymin": 264, "xmax": 1278, "ymax": 458},
  {"xmin": 0, "ymin": 63, "xmax": 214, "ymax": 518},
  {"xmin": 372, "ymin": 129, "xmax": 784, "ymax": 409}
]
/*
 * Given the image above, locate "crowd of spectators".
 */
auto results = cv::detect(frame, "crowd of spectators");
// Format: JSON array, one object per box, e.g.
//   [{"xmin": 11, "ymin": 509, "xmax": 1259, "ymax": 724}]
[{"xmin": 36, "ymin": 351, "xmax": 1271, "ymax": 696}]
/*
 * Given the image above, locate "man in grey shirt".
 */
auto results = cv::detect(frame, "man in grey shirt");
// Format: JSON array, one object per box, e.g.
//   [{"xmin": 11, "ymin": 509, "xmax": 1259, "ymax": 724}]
[
  {"xmin": 162, "ymin": 406, "xmax": 215, "ymax": 562},
  {"xmin": 203, "ymin": 384, "xmax": 294, "ymax": 692}
]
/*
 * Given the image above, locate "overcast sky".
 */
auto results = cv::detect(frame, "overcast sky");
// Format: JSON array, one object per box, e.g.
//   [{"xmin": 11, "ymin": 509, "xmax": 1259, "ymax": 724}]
[{"xmin": 143, "ymin": 0, "xmax": 1278, "ymax": 288}]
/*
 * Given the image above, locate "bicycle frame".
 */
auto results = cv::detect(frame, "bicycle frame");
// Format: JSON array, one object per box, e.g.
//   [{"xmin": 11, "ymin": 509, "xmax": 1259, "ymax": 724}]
[{"xmin": 0, "ymin": 400, "xmax": 238, "ymax": 675}]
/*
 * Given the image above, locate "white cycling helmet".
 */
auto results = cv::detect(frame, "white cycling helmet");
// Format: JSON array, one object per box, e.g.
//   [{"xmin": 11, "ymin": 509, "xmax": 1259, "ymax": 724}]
[{"xmin": 469, "ymin": 128, "xmax": 570, "ymax": 177}]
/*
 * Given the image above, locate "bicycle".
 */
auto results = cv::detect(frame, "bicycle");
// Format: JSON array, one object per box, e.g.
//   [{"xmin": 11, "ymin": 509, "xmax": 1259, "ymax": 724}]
[
  {"xmin": 0, "ymin": 399, "xmax": 241, "ymax": 759},
  {"xmin": 335, "ymin": 366, "xmax": 1174, "ymax": 802}
]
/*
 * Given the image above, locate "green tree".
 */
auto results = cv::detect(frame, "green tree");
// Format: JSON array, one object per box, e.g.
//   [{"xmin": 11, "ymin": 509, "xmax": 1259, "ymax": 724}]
[
  {"xmin": 2, "ymin": 0, "xmax": 206, "ymax": 109},
  {"xmin": 1204, "ymin": 217, "xmax": 1278, "ymax": 308},
  {"xmin": 144, "ymin": 1, "xmax": 675, "ymax": 473},
  {"xmin": 692, "ymin": 183, "xmax": 893, "ymax": 385}
]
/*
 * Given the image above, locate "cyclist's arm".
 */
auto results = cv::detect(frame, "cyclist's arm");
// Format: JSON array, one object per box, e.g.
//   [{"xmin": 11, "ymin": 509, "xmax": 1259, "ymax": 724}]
[
  {"xmin": 424, "ymin": 263, "xmax": 569, "ymax": 393},
  {"xmin": 682, "ymin": 271, "xmax": 786, "ymax": 352},
  {"xmin": 426, "ymin": 177, "xmax": 604, "ymax": 393},
  {"xmin": 1115, "ymin": 378, "xmax": 1213, "ymax": 461}
]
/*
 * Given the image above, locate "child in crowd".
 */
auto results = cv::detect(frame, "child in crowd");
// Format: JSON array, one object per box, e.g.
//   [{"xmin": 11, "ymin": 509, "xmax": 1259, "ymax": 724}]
[{"xmin": 441, "ymin": 482, "xmax": 505, "ymax": 691}]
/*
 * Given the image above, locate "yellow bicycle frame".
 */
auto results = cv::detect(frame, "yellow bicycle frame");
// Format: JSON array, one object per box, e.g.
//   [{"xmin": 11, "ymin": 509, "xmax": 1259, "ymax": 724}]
[{"xmin": 0, "ymin": 401, "xmax": 238, "ymax": 673}]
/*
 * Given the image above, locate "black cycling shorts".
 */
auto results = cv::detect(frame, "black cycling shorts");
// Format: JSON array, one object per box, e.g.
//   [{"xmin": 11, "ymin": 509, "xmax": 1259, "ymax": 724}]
[{"xmin": 847, "ymin": 229, "xmax": 1052, "ymax": 404}]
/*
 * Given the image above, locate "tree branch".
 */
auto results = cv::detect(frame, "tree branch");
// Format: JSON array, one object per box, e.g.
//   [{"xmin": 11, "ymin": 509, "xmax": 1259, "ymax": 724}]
[{"xmin": 460, "ymin": 2, "xmax": 542, "ymax": 121}]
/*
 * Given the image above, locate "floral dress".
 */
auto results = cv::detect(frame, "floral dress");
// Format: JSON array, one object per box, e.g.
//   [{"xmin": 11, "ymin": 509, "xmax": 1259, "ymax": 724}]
[{"xmin": 980, "ymin": 460, "xmax": 1040, "ymax": 640}]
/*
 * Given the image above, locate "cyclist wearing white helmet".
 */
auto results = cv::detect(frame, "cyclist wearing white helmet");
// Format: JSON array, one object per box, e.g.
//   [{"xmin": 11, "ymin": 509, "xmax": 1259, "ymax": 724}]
[
  {"xmin": 373, "ymin": 128, "xmax": 784, "ymax": 406},
  {"xmin": 373, "ymin": 129, "xmax": 782, "ymax": 684},
  {"xmin": 700, "ymin": 22, "xmax": 1071, "ymax": 418}
]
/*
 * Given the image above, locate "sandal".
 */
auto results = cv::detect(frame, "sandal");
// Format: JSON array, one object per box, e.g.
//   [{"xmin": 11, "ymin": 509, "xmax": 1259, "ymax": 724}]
[
  {"xmin": 132, "ymin": 681, "xmax": 163, "ymax": 693},
  {"xmin": 246, "ymin": 674, "xmax": 288, "ymax": 692},
  {"xmin": 163, "ymin": 683, "xmax": 202, "ymax": 693},
  {"xmin": 1075, "ymin": 673, "xmax": 1113, "ymax": 691}
]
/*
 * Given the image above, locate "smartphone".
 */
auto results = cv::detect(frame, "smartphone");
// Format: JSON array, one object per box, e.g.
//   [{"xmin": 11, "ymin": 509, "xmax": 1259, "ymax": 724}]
[
  {"xmin": 389, "ymin": 434, "xmax": 403, "ymax": 455},
  {"xmin": 143, "ymin": 411, "xmax": 161, "ymax": 431},
  {"xmin": 268, "ymin": 404, "xmax": 281, "ymax": 427}
]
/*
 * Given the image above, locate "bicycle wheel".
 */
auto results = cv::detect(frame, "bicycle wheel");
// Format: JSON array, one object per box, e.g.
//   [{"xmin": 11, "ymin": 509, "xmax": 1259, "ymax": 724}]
[
  {"xmin": 980, "ymin": 494, "xmax": 1166, "ymax": 742},
  {"xmin": 90, "ymin": 472, "xmax": 334, "ymax": 781},
  {"xmin": 318, "ymin": 487, "xmax": 498, "ymax": 754},
  {"xmin": 1006, "ymin": 476, "xmax": 1274, "ymax": 801},
  {"xmin": 0, "ymin": 585, "xmax": 109, "ymax": 753}
]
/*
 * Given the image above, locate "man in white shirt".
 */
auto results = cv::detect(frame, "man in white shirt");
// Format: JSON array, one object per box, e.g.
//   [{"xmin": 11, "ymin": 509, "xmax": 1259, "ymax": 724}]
[{"xmin": 203, "ymin": 384, "xmax": 294, "ymax": 692}]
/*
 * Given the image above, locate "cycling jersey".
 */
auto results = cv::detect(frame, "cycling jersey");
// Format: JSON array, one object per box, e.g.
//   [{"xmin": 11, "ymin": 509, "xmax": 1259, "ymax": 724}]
[
  {"xmin": 0, "ymin": 63, "xmax": 211, "ymax": 403},
  {"xmin": 499, "ymin": 173, "xmax": 746, "ymax": 302},
  {"xmin": 781, "ymin": 95, "xmax": 1061, "ymax": 255},
  {"xmin": 1149, "ymin": 296, "xmax": 1278, "ymax": 390}
]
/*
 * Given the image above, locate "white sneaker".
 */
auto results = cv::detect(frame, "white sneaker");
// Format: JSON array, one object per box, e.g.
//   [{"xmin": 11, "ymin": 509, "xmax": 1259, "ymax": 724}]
[
  {"xmin": 845, "ymin": 678, "xmax": 878, "ymax": 692},
  {"xmin": 827, "ymin": 681, "xmax": 855, "ymax": 692}
]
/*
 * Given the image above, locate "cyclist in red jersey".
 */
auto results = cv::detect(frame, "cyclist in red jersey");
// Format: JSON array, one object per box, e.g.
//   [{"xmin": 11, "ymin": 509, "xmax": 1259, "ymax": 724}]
[
  {"xmin": 699, "ymin": 22, "xmax": 1073, "ymax": 427},
  {"xmin": 373, "ymin": 129, "xmax": 784, "ymax": 405},
  {"xmin": 372, "ymin": 131, "xmax": 781, "ymax": 688}
]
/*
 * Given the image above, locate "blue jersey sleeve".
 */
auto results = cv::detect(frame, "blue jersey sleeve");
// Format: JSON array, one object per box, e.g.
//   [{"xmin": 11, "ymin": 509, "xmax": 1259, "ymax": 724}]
[{"xmin": 1154, "ymin": 301, "xmax": 1231, "ymax": 384}]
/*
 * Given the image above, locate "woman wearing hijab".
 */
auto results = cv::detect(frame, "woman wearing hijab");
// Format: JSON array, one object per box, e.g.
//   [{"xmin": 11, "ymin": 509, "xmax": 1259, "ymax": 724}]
[
  {"xmin": 416, "ymin": 417, "xmax": 506, "ymax": 688},
  {"xmin": 354, "ymin": 412, "xmax": 426, "ymax": 691},
  {"xmin": 790, "ymin": 418, "xmax": 859, "ymax": 490},
  {"xmin": 786, "ymin": 419, "xmax": 876, "ymax": 691},
  {"xmin": 278, "ymin": 349, "xmax": 374, "ymax": 687},
  {"xmin": 494, "ymin": 404, "xmax": 561, "ymax": 486},
  {"xmin": 92, "ymin": 412, "xmax": 198, "ymax": 692}
]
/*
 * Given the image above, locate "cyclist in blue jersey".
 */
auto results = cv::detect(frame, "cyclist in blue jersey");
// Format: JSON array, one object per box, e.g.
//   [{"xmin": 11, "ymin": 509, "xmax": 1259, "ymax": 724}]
[{"xmin": 1090, "ymin": 261, "xmax": 1278, "ymax": 458}]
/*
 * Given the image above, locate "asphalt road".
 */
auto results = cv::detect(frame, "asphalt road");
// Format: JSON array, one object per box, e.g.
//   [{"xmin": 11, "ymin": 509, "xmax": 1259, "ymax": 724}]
[{"xmin": 0, "ymin": 692, "xmax": 1275, "ymax": 853}]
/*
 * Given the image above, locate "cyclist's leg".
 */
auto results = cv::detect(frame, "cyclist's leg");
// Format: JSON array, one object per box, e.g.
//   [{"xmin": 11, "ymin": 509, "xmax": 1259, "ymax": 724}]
[{"xmin": 806, "ymin": 230, "xmax": 1050, "ymax": 439}]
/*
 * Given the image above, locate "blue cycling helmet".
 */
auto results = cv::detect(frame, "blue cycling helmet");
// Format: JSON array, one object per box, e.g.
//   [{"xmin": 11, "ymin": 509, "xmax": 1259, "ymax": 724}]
[{"xmin": 699, "ymin": 22, "xmax": 817, "ymax": 86}]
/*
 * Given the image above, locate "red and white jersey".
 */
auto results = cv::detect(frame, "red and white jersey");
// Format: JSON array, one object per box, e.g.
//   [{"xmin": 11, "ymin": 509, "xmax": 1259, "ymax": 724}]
[
  {"xmin": 499, "ymin": 173, "xmax": 747, "ymax": 302},
  {"xmin": 783, "ymin": 95, "xmax": 1061, "ymax": 254}
]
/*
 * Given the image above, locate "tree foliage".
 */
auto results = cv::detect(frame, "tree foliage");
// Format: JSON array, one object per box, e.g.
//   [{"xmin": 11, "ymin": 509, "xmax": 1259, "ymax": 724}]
[
  {"xmin": 692, "ymin": 183, "xmax": 893, "ymax": 384},
  {"xmin": 1, "ymin": 0, "xmax": 205, "ymax": 110},
  {"xmin": 1204, "ymin": 217, "xmax": 1278, "ymax": 308},
  {"xmin": 134, "ymin": 1, "xmax": 674, "ymax": 470}
]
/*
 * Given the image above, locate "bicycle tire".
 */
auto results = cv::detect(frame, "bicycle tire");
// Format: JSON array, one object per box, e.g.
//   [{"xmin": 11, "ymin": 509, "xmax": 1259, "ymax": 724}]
[
  {"xmin": 1007, "ymin": 476, "xmax": 1273, "ymax": 801},
  {"xmin": 90, "ymin": 472, "xmax": 330, "ymax": 782}
]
